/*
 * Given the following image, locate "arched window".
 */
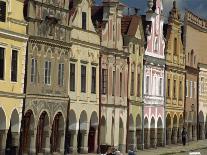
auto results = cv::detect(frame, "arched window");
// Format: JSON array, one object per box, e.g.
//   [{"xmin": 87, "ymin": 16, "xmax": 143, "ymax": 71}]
[
  {"xmin": 174, "ymin": 38, "xmax": 177, "ymax": 55},
  {"xmin": 191, "ymin": 50, "xmax": 194, "ymax": 66},
  {"xmin": 154, "ymin": 38, "xmax": 158, "ymax": 52}
]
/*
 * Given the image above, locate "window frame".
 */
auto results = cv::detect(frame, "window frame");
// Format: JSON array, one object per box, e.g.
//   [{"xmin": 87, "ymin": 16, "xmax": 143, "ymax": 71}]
[
  {"xmin": 58, "ymin": 63, "xmax": 64, "ymax": 87},
  {"xmin": 70, "ymin": 63, "xmax": 76, "ymax": 91},
  {"xmin": 91, "ymin": 66, "xmax": 96, "ymax": 94},
  {"xmin": 81, "ymin": 65, "xmax": 87, "ymax": 93},
  {"xmin": 0, "ymin": 46, "xmax": 5, "ymax": 80},
  {"xmin": 11, "ymin": 49, "xmax": 18, "ymax": 82},
  {"xmin": 44, "ymin": 60, "xmax": 51, "ymax": 85}
]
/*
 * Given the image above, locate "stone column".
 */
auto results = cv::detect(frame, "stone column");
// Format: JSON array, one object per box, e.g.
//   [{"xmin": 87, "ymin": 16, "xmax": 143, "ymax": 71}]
[
  {"xmin": 11, "ymin": 132, "xmax": 20, "ymax": 155},
  {"xmin": 177, "ymin": 128, "xmax": 182, "ymax": 143},
  {"xmin": 157, "ymin": 128, "xmax": 163, "ymax": 147},
  {"xmin": 188, "ymin": 126, "xmax": 192, "ymax": 141},
  {"xmin": 202, "ymin": 125, "xmax": 205, "ymax": 140},
  {"xmin": 80, "ymin": 130, "xmax": 88, "ymax": 154},
  {"xmin": 192, "ymin": 126, "xmax": 196, "ymax": 141},
  {"xmin": 94, "ymin": 129, "xmax": 98, "ymax": 153},
  {"xmin": 136, "ymin": 129, "xmax": 142, "ymax": 150},
  {"xmin": 144, "ymin": 129, "xmax": 150, "ymax": 149},
  {"xmin": 172, "ymin": 127, "xmax": 177, "ymax": 144},
  {"xmin": 28, "ymin": 130, "xmax": 36, "ymax": 155},
  {"xmin": 128, "ymin": 130, "xmax": 136, "ymax": 151},
  {"xmin": 42, "ymin": 130, "xmax": 50, "ymax": 155},
  {"xmin": 150, "ymin": 128, "xmax": 156, "ymax": 148},
  {"xmin": 59, "ymin": 130, "xmax": 65, "ymax": 154},
  {"xmin": 0, "ymin": 130, "xmax": 8, "ymax": 155},
  {"xmin": 166, "ymin": 128, "xmax": 171, "ymax": 145},
  {"xmin": 69, "ymin": 131, "xmax": 77, "ymax": 154}
]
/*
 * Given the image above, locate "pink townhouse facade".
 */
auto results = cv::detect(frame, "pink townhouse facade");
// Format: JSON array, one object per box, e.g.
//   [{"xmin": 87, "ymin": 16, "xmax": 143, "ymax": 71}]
[{"xmin": 142, "ymin": 0, "xmax": 166, "ymax": 149}]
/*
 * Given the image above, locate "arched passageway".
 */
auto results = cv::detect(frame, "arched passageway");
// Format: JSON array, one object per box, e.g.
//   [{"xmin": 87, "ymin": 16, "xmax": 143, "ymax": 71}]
[
  {"xmin": 166, "ymin": 114, "xmax": 171, "ymax": 145},
  {"xmin": 88, "ymin": 111, "xmax": 98, "ymax": 153},
  {"xmin": 144, "ymin": 117, "xmax": 149, "ymax": 149},
  {"xmin": 36, "ymin": 111, "xmax": 50, "ymax": 154},
  {"xmin": 0, "ymin": 108, "xmax": 7, "ymax": 154},
  {"xmin": 77, "ymin": 111, "xmax": 88, "ymax": 154},
  {"xmin": 172, "ymin": 115, "xmax": 178, "ymax": 144},
  {"xmin": 50, "ymin": 112, "xmax": 65, "ymax": 154},
  {"xmin": 157, "ymin": 117, "xmax": 163, "ymax": 147},
  {"xmin": 6, "ymin": 109, "xmax": 20, "ymax": 155},
  {"xmin": 21, "ymin": 110, "xmax": 35, "ymax": 154},
  {"xmin": 198, "ymin": 111, "xmax": 205, "ymax": 140},
  {"xmin": 136, "ymin": 115, "xmax": 142, "ymax": 149},
  {"xmin": 128, "ymin": 114, "xmax": 136, "ymax": 151},
  {"xmin": 150, "ymin": 117, "xmax": 156, "ymax": 148},
  {"xmin": 118, "ymin": 118, "xmax": 124, "ymax": 152}
]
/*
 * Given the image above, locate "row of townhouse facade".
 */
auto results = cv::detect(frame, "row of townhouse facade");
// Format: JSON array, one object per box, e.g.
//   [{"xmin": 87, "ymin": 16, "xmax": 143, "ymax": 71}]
[{"xmin": 0, "ymin": 0, "xmax": 207, "ymax": 155}]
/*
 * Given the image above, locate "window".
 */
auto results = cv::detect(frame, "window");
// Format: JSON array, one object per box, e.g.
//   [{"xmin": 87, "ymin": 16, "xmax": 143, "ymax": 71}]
[
  {"xmin": 81, "ymin": 65, "xmax": 86, "ymax": 93},
  {"xmin": 0, "ymin": 47, "xmax": 5, "ymax": 80},
  {"xmin": 11, "ymin": 50, "xmax": 18, "ymax": 82},
  {"xmin": 179, "ymin": 81, "xmax": 182, "ymax": 100},
  {"xmin": 194, "ymin": 82, "xmax": 197, "ymax": 99},
  {"xmin": 130, "ymin": 72, "xmax": 134, "ymax": 96},
  {"xmin": 133, "ymin": 44, "xmax": 136, "ymax": 53},
  {"xmin": 146, "ymin": 76, "xmax": 149, "ymax": 95},
  {"xmin": 167, "ymin": 79, "xmax": 171, "ymax": 97},
  {"xmin": 120, "ymin": 72, "xmax": 122, "ymax": 97},
  {"xmin": 112, "ymin": 71, "xmax": 115, "ymax": 96},
  {"xmin": 174, "ymin": 38, "xmax": 177, "ymax": 55},
  {"xmin": 102, "ymin": 69, "xmax": 108, "ymax": 94},
  {"xmin": 200, "ymin": 77, "xmax": 204, "ymax": 94},
  {"xmin": 173, "ymin": 80, "xmax": 176, "ymax": 98},
  {"xmin": 44, "ymin": 61, "xmax": 51, "ymax": 85},
  {"xmin": 137, "ymin": 74, "xmax": 140, "ymax": 97},
  {"xmin": 58, "ymin": 63, "xmax": 64, "ymax": 86},
  {"xmin": 159, "ymin": 78, "xmax": 162, "ymax": 96},
  {"xmin": 82, "ymin": 12, "xmax": 86, "ymax": 30},
  {"xmin": 194, "ymin": 56, "xmax": 196, "ymax": 65},
  {"xmin": 91, "ymin": 67, "xmax": 96, "ymax": 93},
  {"xmin": 155, "ymin": 38, "xmax": 158, "ymax": 51},
  {"xmin": 186, "ymin": 80, "xmax": 188, "ymax": 97},
  {"xmin": 0, "ymin": 1, "xmax": 6, "ymax": 22},
  {"xmin": 31, "ymin": 58, "xmax": 37, "ymax": 83},
  {"xmin": 190, "ymin": 81, "xmax": 193, "ymax": 98},
  {"xmin": 70, "ymin": 63, "xmax": 75, "ymax": 91}
]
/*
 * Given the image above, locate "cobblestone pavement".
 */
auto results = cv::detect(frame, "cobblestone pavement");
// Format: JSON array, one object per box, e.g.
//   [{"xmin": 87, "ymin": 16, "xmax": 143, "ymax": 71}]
[
  {"xmin": 135, "ymin": 139, "xmax": 207, "ymax": 155},
  {"xmin": 79, "ymin": 140, "xmax": 207, "ymax": 155},
  {"xmin": 175, "ymin": 148, "xmax": 207, "ymax": 155}
]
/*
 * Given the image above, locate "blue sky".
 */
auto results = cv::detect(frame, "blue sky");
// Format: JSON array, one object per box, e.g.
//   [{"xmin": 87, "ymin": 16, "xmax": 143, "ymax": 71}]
[{"xmin": 95, "ymin": 0, "xmax": 207, "ymax": 21}]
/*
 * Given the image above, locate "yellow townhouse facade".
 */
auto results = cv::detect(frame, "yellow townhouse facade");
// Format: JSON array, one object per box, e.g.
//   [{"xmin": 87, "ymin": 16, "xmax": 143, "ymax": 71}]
[{"xmin": 0, "ymin": 0, "xmax": 28, "ymax": 154}]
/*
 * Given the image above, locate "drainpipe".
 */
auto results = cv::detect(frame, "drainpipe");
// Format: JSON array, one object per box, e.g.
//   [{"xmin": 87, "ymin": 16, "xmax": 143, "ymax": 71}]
[
  {"xmin": 97, "ymin": 54, "xmax": 102, "ymax": 153},
  {"xmin": 197, "ymin": 67, "xmax": 199, "ymax": 141},
  {"xmin": 126, "ymin": 57, "xmax": 130, "ymax": 152},
  {"xmin": 19, "ymin": 42, "xmax": 28, "ymax": 155},
  {"xmin": 64, "ymin": 96, "xmax": 70, "ymax": 154},
  {"xmin": 141, "ymin": 59, "xmax": 145, "ymax": 150},
  {"xmin": 184, "ymin": 70, "xmax": 187, "ymax": 126},
  {"xmin": 163, "ymin": 64, "xmax": 166, "ymax": 146}
]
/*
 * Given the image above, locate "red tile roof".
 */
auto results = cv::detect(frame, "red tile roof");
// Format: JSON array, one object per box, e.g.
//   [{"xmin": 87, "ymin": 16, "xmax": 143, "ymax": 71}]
[{"xmin": 121, "ymin": 15, "xmax": 140, "ymax": 36}]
